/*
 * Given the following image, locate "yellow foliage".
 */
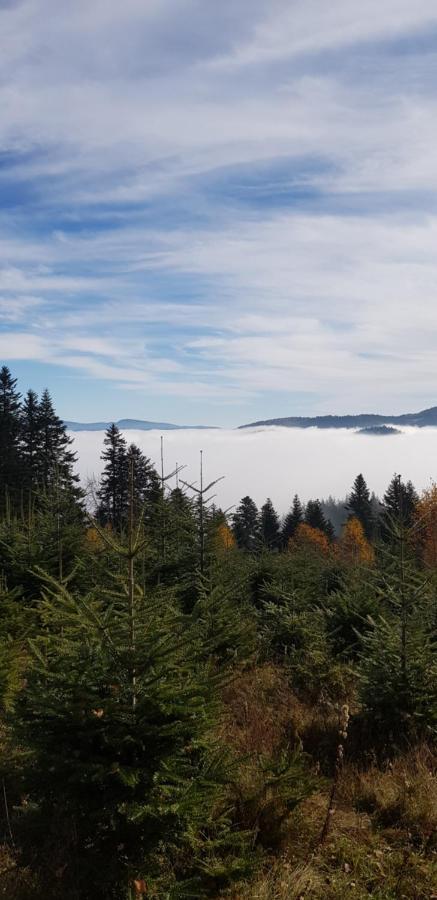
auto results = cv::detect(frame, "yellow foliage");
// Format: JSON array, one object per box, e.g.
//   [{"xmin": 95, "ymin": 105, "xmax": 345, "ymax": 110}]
[
  {"xmin": 414, "ymin": 484, "xmax": 437, "ymax": 567},
  {"xmin": 85, "ymin": 525, "xmax": 107, "ymax": 551},
  {"xmin": 288, "ymin": 523, "xmax": 330, "ymax": 556},
  {"xmin": 338, "ymin": 517, "xmax": 374, "ymax": 565},
  {"xmin": 215, "ymin": 522, "xmax": 236, "ymax": 551}
]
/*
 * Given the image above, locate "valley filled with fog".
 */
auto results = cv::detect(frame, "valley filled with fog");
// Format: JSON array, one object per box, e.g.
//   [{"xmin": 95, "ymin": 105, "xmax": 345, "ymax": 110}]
[{"xmin": 71, "ymin": 425, "xmax": 437, "ymax": 512}]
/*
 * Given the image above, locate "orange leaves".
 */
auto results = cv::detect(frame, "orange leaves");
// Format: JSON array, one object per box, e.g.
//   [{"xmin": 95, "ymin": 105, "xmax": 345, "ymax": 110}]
[
  {"xmin": 288, "ymin": 523, "xmax": 330, "ymax": 556},
  {"xmin": 338, "ymin": 517, "xmax": 374, "ymax": 565},
  {"xmin": 215, "ymin": 523, "xmax": 236, "ymax": 552},
  {"xmin": 288, "ymin": 518, "xmax": 375, "ymax": 565},
  {"xmin": 414, "ymin": 484, "xmax": 437, "ymax": 568}
]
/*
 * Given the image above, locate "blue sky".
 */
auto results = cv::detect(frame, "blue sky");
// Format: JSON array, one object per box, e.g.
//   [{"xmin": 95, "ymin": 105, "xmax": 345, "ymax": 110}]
[{"xmin": 1, "ymin": 0, "xmax": 437, "ymax": 426}]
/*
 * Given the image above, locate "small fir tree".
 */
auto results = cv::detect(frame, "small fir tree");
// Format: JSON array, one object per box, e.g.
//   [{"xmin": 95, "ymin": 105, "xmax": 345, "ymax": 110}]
[{"xmin": 359, "ymin": 515, "xmax": 437, "ymax": 745}]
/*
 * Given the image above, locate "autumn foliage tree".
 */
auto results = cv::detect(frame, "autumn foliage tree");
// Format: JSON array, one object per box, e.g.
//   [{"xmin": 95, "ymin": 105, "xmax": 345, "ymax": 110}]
[
  {"xmin": 288, "ymin": 522, "xmax": 330, "ymax": 556},
  {"xmin": 214, "ymin": 521, "xmax": 236, "ymax": 552},
  {"xmin": 338, "ymin": 516, "xmax": 375, "ymax": 566},
  {"xmin": 414, "ymin": 484, "xmax": 437, "ymax": 568}
]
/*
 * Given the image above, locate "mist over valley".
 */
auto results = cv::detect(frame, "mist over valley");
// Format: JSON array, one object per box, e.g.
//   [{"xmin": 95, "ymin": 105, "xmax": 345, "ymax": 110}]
[{"xmin": 72, "ymin": 424, "xmax": 437, "ymax": 514}]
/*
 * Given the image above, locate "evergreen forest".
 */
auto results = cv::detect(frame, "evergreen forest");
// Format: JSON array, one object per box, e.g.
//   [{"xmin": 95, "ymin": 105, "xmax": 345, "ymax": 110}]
[{"xmin": 0, "ymin": 365, "xmax": 436, "ymax": 898}]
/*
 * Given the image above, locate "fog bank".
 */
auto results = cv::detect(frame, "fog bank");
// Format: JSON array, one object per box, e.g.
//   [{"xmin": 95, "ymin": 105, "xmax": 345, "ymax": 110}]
[{"xmin": 70, "ymin": 426, "xmax": 437, "ymax": 513}]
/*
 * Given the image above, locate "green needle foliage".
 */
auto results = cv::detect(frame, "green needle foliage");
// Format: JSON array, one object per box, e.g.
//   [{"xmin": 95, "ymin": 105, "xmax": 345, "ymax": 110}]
[
  {"xmin": 13, "ymin": 572, "xmax": 254, "ymax": 898},
  {"xmin": 1, "ymin": 367, "xmax": 437, "ymax": 899},
  {"xmin": 359, "ymin": 519, "xmax": 437, "ymax": 746}
]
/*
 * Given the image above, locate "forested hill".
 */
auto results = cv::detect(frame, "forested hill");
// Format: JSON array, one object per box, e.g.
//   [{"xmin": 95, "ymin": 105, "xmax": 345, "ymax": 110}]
[{"xmin": 240, "ymin": 405, "xmax": 437, "ymax": 429}]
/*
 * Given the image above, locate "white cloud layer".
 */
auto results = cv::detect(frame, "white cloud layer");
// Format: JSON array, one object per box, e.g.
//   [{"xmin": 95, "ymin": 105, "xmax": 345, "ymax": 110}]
[{"xmin": 73, "ymin": 426, "xmax": 437, "ymax": 514}]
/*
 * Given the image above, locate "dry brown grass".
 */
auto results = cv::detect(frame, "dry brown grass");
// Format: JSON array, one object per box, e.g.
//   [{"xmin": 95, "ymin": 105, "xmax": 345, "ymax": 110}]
[
  {"xmin": 220, "ymin": 664, "xmax": 303, "ymax": 757},
  {"xmin": 227, "ymin": 859, "xmax": 324, "ymax": 899},
  {"xmin": 340, "ymin": 745, "xmax": 437, "ymax": 842},
  {"xmin": 220, "ymin": 663, "xmax": 342, "ymax": 769},
  {"xmin": 220, "ymin": 672, "xmax": 437, "ymax": 899}
]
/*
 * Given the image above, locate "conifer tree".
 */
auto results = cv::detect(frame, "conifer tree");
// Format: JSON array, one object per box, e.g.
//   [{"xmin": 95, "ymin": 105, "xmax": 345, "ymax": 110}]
[
  {"xmin": 260, "ymin": 498, "xmax": 281, "ymax": 549},
  {"xmin": 305, "ymin": 499, "xmax": 334, "ymax": 540},
  {"xmin": 232, "ymin": 496, "xmax": 260, "ymax": 551},
  {"xmin": 126, "ymin": 442, "xmax": 161, "ymax": 525},
  {"xmin": 14, "ymin": 527, "xmax": 254, "ymax": 896},
  {"xmin": 0, "ymin": 366, "xmax": 22, "ymax": 510},
  {"xmin": 346, "ymin": 473, "xmax": 373, "ymax": 539},
  {"xmin": 166, "ymin": 486, "xmax": 197, "ymax": 560},
  {"xmin": 359, "ymin": 515, "xmax": 437, "ymax": 744},
  {"xmin": 281, "ymin": 494, "xmax": 304, "ymax": 546},
  {"xmin": 96, "ymin": 424, "xmax": 128, "ymax": 529},
  {"xmin": 380, "ymin": 474, "xmax": 418, "ymax": 541},
  {"xmin": 37, "ymin": 389, "xmax": 79, "ymax": 494},
  {"xmin": 19, "ymin": 389, "xmax": 42, "ymax": 492}
]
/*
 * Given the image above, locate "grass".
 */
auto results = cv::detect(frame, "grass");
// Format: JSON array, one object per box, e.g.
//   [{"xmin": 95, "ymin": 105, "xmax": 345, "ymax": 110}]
[{"xmin": 221, "ymin": 666, "xmax": 437, "ymax": 899}]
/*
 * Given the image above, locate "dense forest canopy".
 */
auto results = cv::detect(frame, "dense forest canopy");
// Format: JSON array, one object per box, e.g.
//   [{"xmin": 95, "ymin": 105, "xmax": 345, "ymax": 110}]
[{"xmin": 0, "ymin": 366, "xmax": 436, "ymax": 898}]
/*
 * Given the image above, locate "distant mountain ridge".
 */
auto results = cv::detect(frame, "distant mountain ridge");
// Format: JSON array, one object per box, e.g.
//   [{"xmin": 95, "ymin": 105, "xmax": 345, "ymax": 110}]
[
  {"xmin": 66, "ymin": 419, "xmax": 217, "ymax": 432},
  {"xmin": 66, "ymin": 406, "xmax": 437, "ymax": 432},
  {"xmin": 240, "ymin": 406, "xmax": 437, "ymax": 430}
]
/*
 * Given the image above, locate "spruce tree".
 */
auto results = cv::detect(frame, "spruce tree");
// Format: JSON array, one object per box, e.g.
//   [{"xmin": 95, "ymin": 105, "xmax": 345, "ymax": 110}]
[
  {"xmin": 0, "ymin": 365, "xmax": 22, "ymax": 511},
  {"xmin": 232, "ymin": 496, "xmax": 260, "ymax": 551},
  {"xmin": 260, "ymin": 498, "xmax": 281, "ymax": 549},
  {"xmin": 346, "ymin": 473, "xmax": 373, "ymax": 539},
  {"xmin": 380, "ymin": 474, "xmax": 418, "ymax": 541},
  {"xmin": 281, "ymin": 494, "xmax": 304, "ymax": 547},
  {"xmin": 20, "ymin": 389, "xmax": 42, "ymax": 492},
  {"xmin": 126, "ymin": 442, "xmax": 161, "ymax": 525},
  {"xmin": 305, "ymin": 499, "xmax": 334, "ymax": 540},
  {"xmin": 359, "ymin": 516, "xmax": 437, "ymax": 745},
  {"xmin": 96, "ymin": 424, "xmax": 128, "ymax": 530},
  {"xmin": 37, "ymin": 389, "xmax": 79, "ymax": 494},
  {"xmin": 14, "ymin": 557, "xmax": 254, "ymax": 896}
]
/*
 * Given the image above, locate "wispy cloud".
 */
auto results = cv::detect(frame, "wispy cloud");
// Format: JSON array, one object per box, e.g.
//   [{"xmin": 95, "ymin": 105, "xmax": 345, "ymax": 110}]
[{"xmin": 1, "ymin": 1, "xmax": 437, "ymax": 422}]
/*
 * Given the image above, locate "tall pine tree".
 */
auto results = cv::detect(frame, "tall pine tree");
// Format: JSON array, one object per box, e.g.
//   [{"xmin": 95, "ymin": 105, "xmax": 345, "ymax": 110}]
[
  {"xmin": 96, "ymin": 424, "xmax": 128, "ymax": 530},
  {"xmin": 20, "ymin": 389, "xmax": 42, "ymax": 492},
  {"xmin": 232, "ymin": 496, "xmax": 260, "ymax": 551},
  {"xmin": 37, "ymin": 389, "xmax": 79, "ymax": 494},
  {"xmin": 380, "ymin": 474, "xmax": 418, "ymax": 541},
  {"xmin": 126, "ymin": 442, "xmax": 161, "ymax": 526},
  {"xmin": 346, "ymin": 473, "xmax": 373, "ymax": 539},
  {"xmin": 0, "ymin": 365, "xmax": 21, "ymax": 510},
  {"xmin": 260, "ymin": 498, "xmax": 281, "ymax": 549},
  {"xmin": 281, "ymin": 494, "xmax": 304, "ymax": 547}
]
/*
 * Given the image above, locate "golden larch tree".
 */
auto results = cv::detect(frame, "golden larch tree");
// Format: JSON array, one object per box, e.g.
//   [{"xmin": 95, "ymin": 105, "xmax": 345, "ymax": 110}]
[
  {"xmin": 338, "ymin": 516, "xmax": 374, "ymax": 565},
  {"xmin": 414, "ymin": 484, "xmax": 437, "ymax": 568},
  {"xmin": 288, "ymin": 522, "xmax": 330, "ymax": 556}
]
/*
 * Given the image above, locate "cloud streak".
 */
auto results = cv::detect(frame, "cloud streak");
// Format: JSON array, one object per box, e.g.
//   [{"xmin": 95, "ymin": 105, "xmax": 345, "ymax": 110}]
[{"xmin": 0, "ymin": 1, "xmax": 436, "ymax": 422}]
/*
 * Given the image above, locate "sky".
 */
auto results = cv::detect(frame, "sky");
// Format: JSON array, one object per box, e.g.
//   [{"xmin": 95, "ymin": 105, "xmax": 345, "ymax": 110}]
[
  {"xmin": 2, "ymin": 1, "xmax": 437, "ymax": 426},
  {"xmin": 74, "ymin": 426, "xmax": 437, "ymax": 513}
]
